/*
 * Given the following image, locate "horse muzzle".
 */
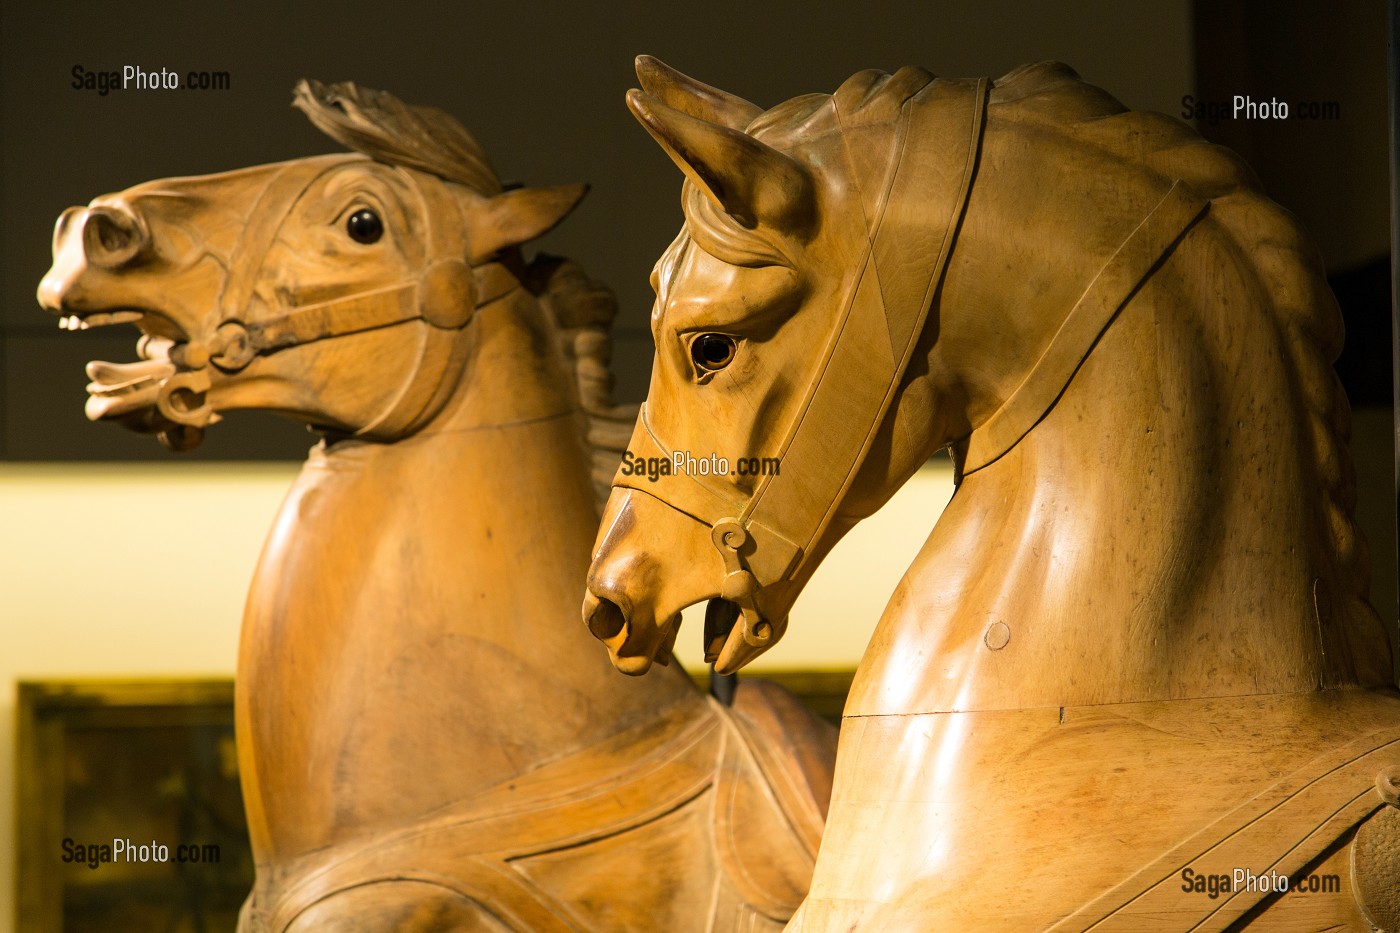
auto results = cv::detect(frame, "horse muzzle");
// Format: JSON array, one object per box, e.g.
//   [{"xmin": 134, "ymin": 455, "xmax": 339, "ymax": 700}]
[
  {"xmin": 583, "ymin": 487, "xmax": 791, "ymax": 675},
  {"xmin": 582, "ymin": 589, "xmax": 681, "ymax": 676}
]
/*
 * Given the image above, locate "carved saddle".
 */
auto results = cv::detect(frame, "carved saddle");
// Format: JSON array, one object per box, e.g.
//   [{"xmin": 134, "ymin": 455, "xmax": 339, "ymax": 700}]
[
  {"xmin": 1048, "ymin": 728, "xmax": 1400, "ymax": 931},
  {"xmin": 240, "ymin": 682, "xmax": 835, "ymax": 932}
]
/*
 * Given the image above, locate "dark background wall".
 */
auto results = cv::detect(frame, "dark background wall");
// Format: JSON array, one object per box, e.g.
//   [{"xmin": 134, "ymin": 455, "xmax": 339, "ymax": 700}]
[
  {"xmin": 1195, "ymin": 0, "xmax": 1392, "ymax": 408},
  {"xmin": 1, "ymin": 0, "xmax": 1198, "ymax": 460},
  {"xmin": 1190, "ymin": 0, "xmax": 1395, "ymax": 630}
]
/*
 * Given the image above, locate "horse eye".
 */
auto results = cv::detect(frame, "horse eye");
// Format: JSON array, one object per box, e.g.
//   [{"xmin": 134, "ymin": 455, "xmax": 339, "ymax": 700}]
[
  {"xmin": 691, "ymin": 333, "xmax": 736, "ymax": 372},
  {"xmin": 346, "ymin": 208, "xmax": 383, "ymax": 244}
]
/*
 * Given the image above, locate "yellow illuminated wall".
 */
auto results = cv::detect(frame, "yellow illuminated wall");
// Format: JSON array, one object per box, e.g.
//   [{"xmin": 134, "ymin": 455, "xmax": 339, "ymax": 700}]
[
  {"xmin": 0, "ymin": 459, "xmax": 956, "ymax": 930},
  {"xmin": 0, "ymin": 462, "xmax": 290, "ymax": 933}
]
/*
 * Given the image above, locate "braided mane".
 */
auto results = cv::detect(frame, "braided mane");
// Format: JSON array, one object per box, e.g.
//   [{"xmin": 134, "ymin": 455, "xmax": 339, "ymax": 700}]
[
  {"xmin": 527, "ymin": 255, "xmax": 639, "ymax": 510},
  {"xmin": 988, "ymin": 61, "xmax": 1376, "ymax": 640},
  {"xmin": 293, "ymin": 79, "xmax": 634, "ymax": 509}
]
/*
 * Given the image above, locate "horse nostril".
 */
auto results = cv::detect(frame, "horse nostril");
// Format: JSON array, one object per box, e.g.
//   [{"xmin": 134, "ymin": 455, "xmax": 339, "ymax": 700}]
[
  {"xmin": 82, "ymin": 205, "xmax": 146, "ymax": 269},
  {"xmin": 584, "ymin": 593, "xmax": 628, "ymax": 641},
  {"xmin": 53, "ymin": 206, "xmax": 84, "ymax": 252}
]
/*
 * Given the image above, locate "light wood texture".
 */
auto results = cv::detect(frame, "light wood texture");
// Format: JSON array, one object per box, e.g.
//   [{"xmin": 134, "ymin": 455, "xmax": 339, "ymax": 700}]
[
  {"xmin": 38, "ymin": 80, "xmax": 835, "ymax": 931},
  {"xmin": 584, "ymin": 57, "xmax": 1400, "ymax": 928}
]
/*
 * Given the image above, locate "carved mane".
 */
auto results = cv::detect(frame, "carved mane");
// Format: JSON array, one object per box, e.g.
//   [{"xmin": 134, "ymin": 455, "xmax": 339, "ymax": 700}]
[
  {"xmin": 985, "ymin": 61, "xmax": 1375, "ymax": 645},
  {"xmin": 293, "ymin": 79, "xmax": 503, "ymax": 195},
  {"xmin": 293, "ymin": 79, "xmax": 636, "ymax": 509},
  {"xmin": 528, "ymin": 254, "xmax": 640, "ymax": 509}
]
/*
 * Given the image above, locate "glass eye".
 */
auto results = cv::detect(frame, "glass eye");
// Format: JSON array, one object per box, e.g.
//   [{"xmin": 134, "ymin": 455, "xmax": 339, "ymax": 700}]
[
  {"xmin": 691, "ymin": 333, "xmax": 737, "ymax": 372},
  {"xmin": 346, "ymin": 208, "xmax": 383, "ymax": 244}
]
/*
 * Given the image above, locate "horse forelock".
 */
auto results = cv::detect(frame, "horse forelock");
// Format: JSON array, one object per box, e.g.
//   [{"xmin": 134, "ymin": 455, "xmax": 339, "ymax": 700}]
[{"xmin": 293, "ymin": 79, "xmax": 504, "ymax": 197}]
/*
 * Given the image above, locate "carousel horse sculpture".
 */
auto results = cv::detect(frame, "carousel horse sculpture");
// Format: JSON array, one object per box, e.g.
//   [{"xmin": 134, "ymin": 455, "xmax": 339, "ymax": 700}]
[
  {"xmin": 39, "ymin": 80, "xmax": 837, "ymax": 932},
  {"xmin": 583, "ymin": 57, "xmax": 1400, "ymax": 930}
]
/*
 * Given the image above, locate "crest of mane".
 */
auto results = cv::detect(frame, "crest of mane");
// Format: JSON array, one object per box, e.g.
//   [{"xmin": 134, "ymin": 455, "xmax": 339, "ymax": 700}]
[{"xmin": 978, "ymin": 61, "xmax": 1373, "ymax": 654}]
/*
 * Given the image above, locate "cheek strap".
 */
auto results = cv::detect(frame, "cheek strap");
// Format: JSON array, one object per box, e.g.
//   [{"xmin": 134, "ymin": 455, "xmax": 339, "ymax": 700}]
[{"xmin": 959, "ymin": 180, "xmax": 1209, "ymax": 475}]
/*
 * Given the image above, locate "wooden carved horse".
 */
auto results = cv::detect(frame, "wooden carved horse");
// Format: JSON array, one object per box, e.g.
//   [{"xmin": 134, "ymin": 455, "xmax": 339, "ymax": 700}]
[
  {"xmin": 583, "ymin": 58, "xmax": 1400, "ymax": 930},
  {"xmin": 39, "ymin": 80, "xmax": 836, "ymax": 932}
]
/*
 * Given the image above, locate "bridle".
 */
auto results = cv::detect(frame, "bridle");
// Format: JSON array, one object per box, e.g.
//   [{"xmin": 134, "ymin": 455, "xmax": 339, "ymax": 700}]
[
  {"xmin": 152, "ymin": 156, "xmax": 519, "ymax": 446},
  {"xmin": 611, "ymin": 74, "xmax": 990, "ymax": 672}
]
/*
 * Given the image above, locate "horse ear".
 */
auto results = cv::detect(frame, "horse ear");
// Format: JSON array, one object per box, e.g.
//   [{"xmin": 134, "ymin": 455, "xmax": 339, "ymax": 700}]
[
  {"xmin": 470, "ymin": 183, "xmax": 589, "ymax": 258},
  {"xmin": 635, "ymin": 55, "xmax": 762, "ymax": 129},
  {"xmin": 627, "ymin": 88, "xmax": 813, "ymax": 235}
]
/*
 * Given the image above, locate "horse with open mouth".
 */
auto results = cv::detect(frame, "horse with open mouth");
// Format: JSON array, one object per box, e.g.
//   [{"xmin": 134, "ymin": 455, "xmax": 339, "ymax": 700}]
[
  {"xmin": 584, "ymin": 57, "xmax": 1400, "ymax": 930},
  {"xmin": 38, "ymin": 80, "xmax": 836, "ymax": 932}
]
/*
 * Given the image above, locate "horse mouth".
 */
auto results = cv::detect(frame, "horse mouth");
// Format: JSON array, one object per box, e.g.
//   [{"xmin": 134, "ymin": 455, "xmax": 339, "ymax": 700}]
[
  {"xmin": 54, "ymin": 308, "xmax": 190, "ymax": 424},
  {"xmin": 56, "ymin": 303, "xmax": 187, "ymax": 342}
]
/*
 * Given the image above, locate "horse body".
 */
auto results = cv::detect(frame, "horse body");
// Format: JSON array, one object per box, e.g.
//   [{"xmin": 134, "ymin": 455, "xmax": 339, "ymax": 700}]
[
  {"xmin": 40, "ymin": 81, "xmax": 836, "ymax": 931},
  {"xmin": 587, "ymin": 59, "xmax": 1399, "ymax": 929},
  {"xmin": 817, "ymin": 154, "xmax": 1400, "ymax": 924}
]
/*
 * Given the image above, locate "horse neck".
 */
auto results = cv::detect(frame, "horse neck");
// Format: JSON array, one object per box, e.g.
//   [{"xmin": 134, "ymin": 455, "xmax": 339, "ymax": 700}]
[
  {"xmin": 306, "ymin": 286, "xmax": 695, "ymax": 706},
  {"xmin": 850, "ymin": 128, "xmax": 1392, "ymax": 717},
  {"xmin": 325, "ymin": 288, "xmax": 598, "ymax": 658},
  {"xmin": 239, "ymin": 286, "xmax": 696, "ymax": 839}
]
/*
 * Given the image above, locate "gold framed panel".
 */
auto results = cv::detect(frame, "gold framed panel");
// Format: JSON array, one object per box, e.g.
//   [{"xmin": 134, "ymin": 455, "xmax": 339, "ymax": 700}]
[{"xmin": 15, "ymin": 680, "xmax": 253, "ymax": 933}]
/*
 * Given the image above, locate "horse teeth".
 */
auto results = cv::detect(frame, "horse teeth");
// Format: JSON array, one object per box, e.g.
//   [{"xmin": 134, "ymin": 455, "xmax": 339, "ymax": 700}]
[
  {"xmin": 57, "ymin": 310, "xmax": 143, "ymax": 330},
  {"xmin": 89, "ymin": 310, "xmax": 143, "ymax": 327}
]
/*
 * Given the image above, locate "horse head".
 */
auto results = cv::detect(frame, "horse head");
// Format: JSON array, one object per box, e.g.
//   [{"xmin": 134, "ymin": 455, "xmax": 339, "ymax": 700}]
[
  {"xmin": 38, "ymin": 80, "xmax": 586, "ymax": 449},
  {"xmin": 582, "ymin": 58, "xmax": 993, "ymax": 674}
]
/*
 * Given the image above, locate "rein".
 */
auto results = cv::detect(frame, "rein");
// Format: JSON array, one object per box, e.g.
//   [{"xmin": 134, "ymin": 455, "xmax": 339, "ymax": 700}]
[
  {"xmin": 960, "ymin": 180, "xmax": 1209, "ymax": 475},
  {"xmin": 152, "ymin": 159, "xmax": 514, "ymax": 443}
]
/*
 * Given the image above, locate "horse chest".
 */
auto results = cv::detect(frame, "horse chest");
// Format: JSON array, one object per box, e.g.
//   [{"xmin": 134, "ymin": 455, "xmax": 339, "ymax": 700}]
[{"xmin": 236, "ymin": 458, "xmax": 532, "ymax": 856}]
